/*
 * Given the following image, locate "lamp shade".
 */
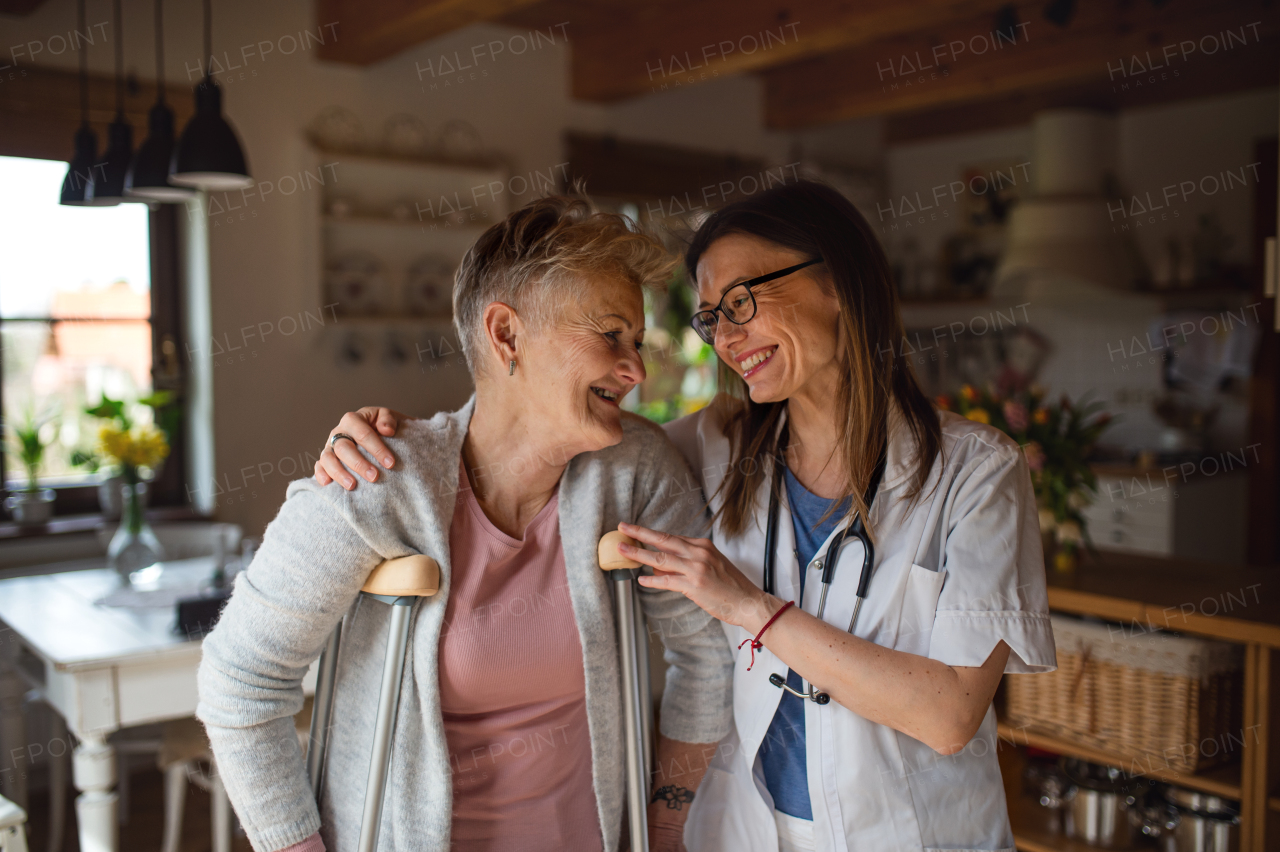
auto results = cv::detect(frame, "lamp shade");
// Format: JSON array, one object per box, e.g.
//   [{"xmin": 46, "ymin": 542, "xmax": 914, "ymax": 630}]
[
  {"xmin": 60, "ymin": 124, "xmax": 106, "ymax": 205},
  {"xmin": 86, "ymin": 118, "xmax": 139, "ymax": 203},
  {"xmin": 126, "ymin": 102, "xmax": 197, "ymax": 201},
  {"xmin": 170, "ymin": 80, "xmax": 252, "ymax": 190},
  {"xmin": 61, "ymin": 124, "xmax": 119, "ymax": 205}
]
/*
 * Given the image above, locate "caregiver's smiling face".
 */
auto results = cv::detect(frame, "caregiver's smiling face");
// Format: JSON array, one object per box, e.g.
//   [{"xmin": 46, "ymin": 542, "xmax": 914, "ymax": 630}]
[{"xmin": 695, "ymin": 233, "xmax": 840, "ymax": 405}]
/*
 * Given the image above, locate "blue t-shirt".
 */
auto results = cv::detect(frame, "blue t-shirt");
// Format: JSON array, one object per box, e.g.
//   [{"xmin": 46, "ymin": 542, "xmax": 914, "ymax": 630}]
[{"xmin": 758, "ymin": 466, "xmax": 851, "ymax": 820}]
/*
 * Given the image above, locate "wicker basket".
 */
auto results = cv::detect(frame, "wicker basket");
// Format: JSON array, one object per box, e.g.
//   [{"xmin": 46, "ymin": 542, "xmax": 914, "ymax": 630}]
[{"xmin": 1005, "ymin": 614, "xmax": 1243, "ymax": 774}]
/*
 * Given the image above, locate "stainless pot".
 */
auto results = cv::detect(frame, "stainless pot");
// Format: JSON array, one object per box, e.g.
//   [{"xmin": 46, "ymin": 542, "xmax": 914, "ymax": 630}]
[
  {"xmin": 1137, "ymin": 785, "xmax": 1239, "ymax": 852},
  {"xmin": 1060, "ymin": 758, "xmax": 1149, "ymax": 849}
]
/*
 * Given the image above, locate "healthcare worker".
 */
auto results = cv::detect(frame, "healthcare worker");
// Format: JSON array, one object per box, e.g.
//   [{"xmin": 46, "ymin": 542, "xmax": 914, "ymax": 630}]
[{"xmin": 315, "ymin": 180, "xmax": 1058, "ymax": 852}]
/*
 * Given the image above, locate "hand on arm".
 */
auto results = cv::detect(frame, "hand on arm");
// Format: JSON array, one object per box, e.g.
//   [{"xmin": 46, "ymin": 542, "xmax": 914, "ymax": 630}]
[
  {"xmin": 648, "ymin": 735, "xmax": 715, "ymax": 852},
  {"xmin": 620, "ymin": 522, "xmax": 1009, "ymax": 755},
  {"xmin": 313, "ymin": 407, "xmax": 412, "ymax": 489}
]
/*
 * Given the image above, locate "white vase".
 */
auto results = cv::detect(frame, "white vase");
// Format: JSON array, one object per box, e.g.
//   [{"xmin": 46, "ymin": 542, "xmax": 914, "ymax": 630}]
[
  {"xmin": 98, "ymin": 473, "xmax": 126, "ymax": 519},
  {"xmin": 108, "ymin": 481, "xmax": 166, "ymax": 586}
]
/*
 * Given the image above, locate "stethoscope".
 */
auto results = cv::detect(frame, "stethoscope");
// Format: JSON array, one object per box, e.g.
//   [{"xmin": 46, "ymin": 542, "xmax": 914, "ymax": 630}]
[{"xmin": 763, "ymin": 430, "xmax": 887, "ymax": 705}]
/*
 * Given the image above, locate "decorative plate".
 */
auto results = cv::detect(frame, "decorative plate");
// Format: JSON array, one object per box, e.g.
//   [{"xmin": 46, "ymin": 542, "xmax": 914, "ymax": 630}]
[
  {"xmin": 404, "ymin": 254, "xmax": 455, "ymax": 316},
  {"xmin": 325, "ymin": 252, "xmax": 387, "ymax": 316}
]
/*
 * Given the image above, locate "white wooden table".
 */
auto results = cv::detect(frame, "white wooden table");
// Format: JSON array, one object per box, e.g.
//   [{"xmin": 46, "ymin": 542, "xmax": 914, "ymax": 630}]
[{"xmin": 0, "ymin": 558, "xmax": 312, "ymax": 852}]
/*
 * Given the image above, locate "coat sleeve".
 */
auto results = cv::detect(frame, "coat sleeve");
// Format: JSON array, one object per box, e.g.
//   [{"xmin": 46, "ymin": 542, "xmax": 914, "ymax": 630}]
[
  {"xmin": 927, "ymin": 437, "xmax": 1057, "ymax": 674},
  {"xmin": 196, "ymin": 484, "xmax": 383, "ymax": 852},
  {"xmin": 631, "ymin": 427, "xmax": 735, "ymax": 744}
]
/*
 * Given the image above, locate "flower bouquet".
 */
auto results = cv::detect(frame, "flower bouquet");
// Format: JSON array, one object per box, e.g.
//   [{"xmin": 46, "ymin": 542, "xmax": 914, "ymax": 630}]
[
  {"xmin": 936, "ymin": 384, "xmax": 1114, "ymax": 571},
  {"xmin": 81, "ymin": 394, "xmax": 172, "ymax": 584}
]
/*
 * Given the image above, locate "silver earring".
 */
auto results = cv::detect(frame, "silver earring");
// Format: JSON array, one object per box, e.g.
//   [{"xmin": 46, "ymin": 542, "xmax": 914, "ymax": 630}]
[{"xmin": 508, "ymin": 360, "xmax": 516, "ymax": 376}]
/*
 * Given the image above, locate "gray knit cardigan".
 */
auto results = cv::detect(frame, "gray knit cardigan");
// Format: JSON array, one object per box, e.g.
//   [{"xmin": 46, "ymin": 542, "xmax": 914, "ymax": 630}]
[{"xmin": 196, "ymin": 399, "xmax": 734, "ymax": 852}]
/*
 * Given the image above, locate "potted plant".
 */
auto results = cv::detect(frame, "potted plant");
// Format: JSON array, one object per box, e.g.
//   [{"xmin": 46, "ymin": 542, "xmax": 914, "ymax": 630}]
[
  {"xmin": 937, "ymin": 384, "xmax": 1114, "ymax": 571},
  {"xmin": 4, "ymin": 411, "xmax": 57, "ymax": 525}
]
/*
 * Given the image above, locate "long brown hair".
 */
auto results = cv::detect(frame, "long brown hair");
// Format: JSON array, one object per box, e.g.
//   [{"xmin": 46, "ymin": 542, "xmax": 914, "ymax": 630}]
[{"xmin": 686, "ymin": 179, "xmax": 941, "ymax": 538}]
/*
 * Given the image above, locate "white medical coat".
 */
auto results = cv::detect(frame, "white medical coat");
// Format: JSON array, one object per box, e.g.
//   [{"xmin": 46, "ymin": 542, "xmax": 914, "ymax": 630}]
[{"xmin": 663, "ymin": 403, "xmax": 1057, "ymax": 852}]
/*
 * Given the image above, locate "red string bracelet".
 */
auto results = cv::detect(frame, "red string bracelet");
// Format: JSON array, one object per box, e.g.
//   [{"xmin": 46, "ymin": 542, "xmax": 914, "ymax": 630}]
[{"xmin": 738, "ymin": 600, "xmax": 794, "ymax": 671}]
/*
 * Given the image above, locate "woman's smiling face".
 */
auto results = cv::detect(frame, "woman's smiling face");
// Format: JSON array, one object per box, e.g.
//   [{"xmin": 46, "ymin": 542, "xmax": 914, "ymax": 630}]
[
  {"xmin": 516, "ymin": 273, "xmax": 647, "ymax": 452},
  {"xmin": 695, "ymin": 233, "xmax": 840, "ymax": 404}
]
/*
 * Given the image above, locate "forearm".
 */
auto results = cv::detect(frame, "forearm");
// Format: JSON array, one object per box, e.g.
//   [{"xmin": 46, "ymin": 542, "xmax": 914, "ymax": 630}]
[
  {"xmin": 648, "ymin": 735, "xmax": 712, "ymax": 846},
  {"xmin": 743, "ymin": 594, "xmax": 1003, "ymax": 754},
  {"xmin": 204, "ymin": 715, "xmax": 319, "ymax": 850}
]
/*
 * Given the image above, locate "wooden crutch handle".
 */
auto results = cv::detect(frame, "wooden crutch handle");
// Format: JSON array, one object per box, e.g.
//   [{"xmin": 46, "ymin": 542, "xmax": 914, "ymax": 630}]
[
  {"xmin": 360, "ymin": 555, "xmax": 440, "ymax": 597},
  {"xmin": 598, "ymin": 531, "xmax": 641, "ymax": 571}
]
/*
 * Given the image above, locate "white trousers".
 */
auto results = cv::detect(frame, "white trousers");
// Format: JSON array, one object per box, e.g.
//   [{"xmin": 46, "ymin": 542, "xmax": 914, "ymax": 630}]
[{"xmin": 774, "ymin": 810, "xmax": 816, "ymax": 852}]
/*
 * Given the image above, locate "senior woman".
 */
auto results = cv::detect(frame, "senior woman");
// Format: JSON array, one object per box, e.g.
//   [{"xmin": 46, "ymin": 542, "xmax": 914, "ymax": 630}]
[
  {"xmin": 318, "ymin": 180, "xmax": 1058, "ymax": 852},
  {"xmin": 197, "ymin": 195, "xmax": 733, "ymax": 852}
]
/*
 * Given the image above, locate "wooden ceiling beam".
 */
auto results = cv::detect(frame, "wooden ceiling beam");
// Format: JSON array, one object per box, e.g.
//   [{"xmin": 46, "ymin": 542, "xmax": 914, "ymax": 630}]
[
  {"xmin": 0, "ymin": 0, "xmax": 49, "ymax": 14},
  {"xmin": 316, "ymin": 0, "xmax": 549, "ymax": 65},
  {"xmin": 883, "ymin": 34, "xmax": 1280, "ymax": 144},
  {"xmin": 0, "ymin": 63, "xmax": 194, "ymax": 162},
  {"xmin": 500, "ymin": 0, "xmax": 1019, "ymax": 102},
  {"xmin": 764, "ymin": 0, "xmax": 1277, "ymax": 128}
]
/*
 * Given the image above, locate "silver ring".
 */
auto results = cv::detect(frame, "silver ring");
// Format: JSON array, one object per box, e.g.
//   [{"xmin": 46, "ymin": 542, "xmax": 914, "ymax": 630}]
[{"xmin": 329, "ymin": 432, "xmax": 357, "ymax": 450}]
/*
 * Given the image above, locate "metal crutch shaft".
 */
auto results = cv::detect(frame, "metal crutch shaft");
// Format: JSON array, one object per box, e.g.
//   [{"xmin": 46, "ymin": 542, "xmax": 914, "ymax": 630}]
[
  {"xmin": 358, "ymin": 598, "xmax": 414, "ymax": 852},
  {"xmin": 307, "ymin": 625, "xmax": 342, "ymax": 802},
  {"xmin": 599, "ymin": 532, "xmax": 650, "ymax": 852},
  {"xmin": 614, "ymin": 579, "xmax": 649, "ymax": 852},
  {"xmin": 632, "ymin": 590, "xmax": 653, "ymax": 783},
  {"xmin": 305, "ymin": 555, "xmax": 440, "ymax": 852}
]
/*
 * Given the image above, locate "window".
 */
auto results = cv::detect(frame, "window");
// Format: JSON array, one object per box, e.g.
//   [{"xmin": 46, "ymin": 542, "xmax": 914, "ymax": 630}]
[{"xmin": 0, "ymin": 154, "xmax": 186, "ymax": 517}]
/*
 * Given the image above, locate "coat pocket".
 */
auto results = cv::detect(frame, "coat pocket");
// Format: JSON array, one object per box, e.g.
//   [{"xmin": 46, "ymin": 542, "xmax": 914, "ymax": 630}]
[{"xmin": 895, "ymin": 563, "xmax": 946, "ymax": 655}]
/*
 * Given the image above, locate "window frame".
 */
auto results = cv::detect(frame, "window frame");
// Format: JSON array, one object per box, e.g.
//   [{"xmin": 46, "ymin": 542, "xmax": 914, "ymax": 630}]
[{"xmin": 0, "ymin": 200, "xmax": 190, "ymax": 519}]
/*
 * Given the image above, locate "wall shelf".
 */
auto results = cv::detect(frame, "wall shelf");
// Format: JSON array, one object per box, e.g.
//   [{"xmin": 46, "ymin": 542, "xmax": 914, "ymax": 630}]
[
  {"xmin": 323, "ymin": 214, "xmax": 490, "ymax": 232},
  {"xmin": 329, "ymin": 314, "xmax": 453, "ymax": 325},
  {"xmin": 999, "ymin": 745, "xmax": 1130, "ymax": 852},
  {"xmin": 309, "ymin": 142, "xmax": 506, "ymax": 174},
  {"xmin": 997, "ymin": 721, "xmax": 1242, "ymax": 800},
  {"xmin": 307, "ymin": 140, "xmax": 508, "ymax": 347},
  {"xmin": 998, "ymin": 555, "xmax": 1280, "ymax": 852}
]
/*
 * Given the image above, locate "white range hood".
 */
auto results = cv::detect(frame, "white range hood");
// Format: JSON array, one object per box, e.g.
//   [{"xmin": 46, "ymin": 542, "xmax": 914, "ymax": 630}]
[
  {"xmin": 992, "ymin": 110, "xmax": 1140, "ymax": 299},
  {"xmin": 989, "ymin": 109, "xmax": 1164, "ymax": 453}
]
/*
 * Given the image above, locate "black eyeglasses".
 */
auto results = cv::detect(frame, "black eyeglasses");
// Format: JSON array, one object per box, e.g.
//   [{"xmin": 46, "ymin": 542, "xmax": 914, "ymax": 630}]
[{"xmin": 690, "ymin": 258, "xmax": 823, "ymax": 345}]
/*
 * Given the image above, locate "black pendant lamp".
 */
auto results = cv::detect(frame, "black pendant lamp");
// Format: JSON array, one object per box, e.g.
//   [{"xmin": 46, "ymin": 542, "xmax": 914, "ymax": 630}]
[
  {"xmin": 86, "ymin": 0, "xmax": 139, "ymax": 204},
  {"xmin": 60, "ymin": 0, "xmax": 108, "ymax": 206},
  {"xmin": 126, "ymin": 0, "xmax": 196, "ymax": 201},
  {"xmin": 170, "ymin": 0, "xmax": 252, "ymax": 190}
]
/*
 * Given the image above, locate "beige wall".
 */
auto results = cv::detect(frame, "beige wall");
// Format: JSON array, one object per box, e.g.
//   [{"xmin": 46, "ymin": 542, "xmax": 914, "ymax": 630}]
[
  {"xmin": 1, "ymin": 0, "xmax": 822, "ymax": 532},
  {"xmin": 2, "ymin": 1, "xmax": 1274, "ymax": 532}
]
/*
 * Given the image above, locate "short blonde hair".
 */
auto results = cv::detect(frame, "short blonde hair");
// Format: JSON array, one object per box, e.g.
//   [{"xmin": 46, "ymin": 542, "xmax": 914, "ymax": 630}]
[{"xmin": 453, "ymin": 195, "xmax": 674, "ymax": 373}]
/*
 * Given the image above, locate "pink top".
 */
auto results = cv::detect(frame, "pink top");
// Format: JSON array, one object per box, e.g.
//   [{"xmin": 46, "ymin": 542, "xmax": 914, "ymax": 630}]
[
  {"xmin": 277, "ymin": 466, "xmax": 599, "ymax": 852},
  {"xmin": 278, "ymin": 835, "xmax": 324, "ymax": 852},
  {"xmin": 439, "ymin": 463, "xmax": 601, "ymax": 851}
]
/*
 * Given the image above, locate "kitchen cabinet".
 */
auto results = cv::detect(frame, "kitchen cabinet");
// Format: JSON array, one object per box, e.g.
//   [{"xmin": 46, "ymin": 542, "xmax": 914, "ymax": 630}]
[{"xmin": 1083, "ymin": 464, "xmax": 1249, "ymax": 565}]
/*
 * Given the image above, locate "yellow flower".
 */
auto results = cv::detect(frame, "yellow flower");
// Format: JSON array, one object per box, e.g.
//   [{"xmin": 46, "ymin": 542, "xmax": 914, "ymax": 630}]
[
  {"xmin": 1033, "ymin": 407, "xmax": 1050, "ymax": 425},
  {"xmin": 97, "ymin": 423, "xmax": 169, "ymax": 470},
  {"xmin": 960, "ymin": 384, "xmax": 979, "ymax": 403},
  {"xmin": 681, "ymin": 397, "xmax": 710, "ymax": 416},
  {"xmin": 965, "ymin": 408, "xmax": 990, "ymax": 424}
]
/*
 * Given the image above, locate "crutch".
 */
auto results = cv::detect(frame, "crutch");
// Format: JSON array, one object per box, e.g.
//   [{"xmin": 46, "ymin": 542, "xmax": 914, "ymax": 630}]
[
  {"xmin": 599, "ymin": 532, "xmax": 650, "ymax": 852},
  {"xmin": 306, "ymin": 555, "xmax": 441, "ymax": 852}
]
